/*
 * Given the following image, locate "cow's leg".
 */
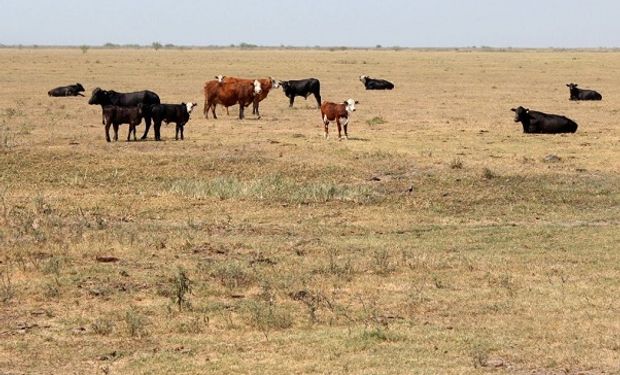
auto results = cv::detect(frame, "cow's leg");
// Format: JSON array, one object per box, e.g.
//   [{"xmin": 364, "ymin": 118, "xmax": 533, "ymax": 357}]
[
  {"xmin": 141, "ymin": 116, "xmax": 152, "ymax": 140},
  {"xmin": 127, "ymin": 125, "xmax": 132, "ymax": 142},
  {"xmin": 113, "ymin": 123, "xmax": 119, "ymax": 142},
  {"xmin": 239, "ymin": 104, "xmax": 245, "ymax": 120},
  {"xmin": 315, "ymin": 93, "xmax": 322, "ymax": 108},
  {"xmin": 210, "ymin": 102, "xmax": 218, "ymax": 119},
  {"xmin": 203, "ymin": 101, "xmax": 209, "ymax": 119},
  {"xmin": 323, "ymin": 115, "xmax": 329, "ymax": 139},
  {"xmin": 341, "ymin": 117, "xmax": 349, "ymax": 140},
  {"xmin": 254, "ymin": 102, "xmax": 261, "ymax": 119},
  {"xmin": 105, "ymin": 122, "xmax": 111, "ymax": 142},
  {"xmin": 175, "ymin": 124, "xmax": 179, "ymax": 140},
  {"xmin": 225, "ymin": 106, "xmax": 229, "ymax": 116},
  {"xmin": 336, "ymin": 118, "xmax": 343, "ymax": 140},
  {"xmin": 154, "ymin": 121, "xmax": 162, "ymax": 141},
  {"xmin": 132, "ymin": 124, "xmax": 138, "ymax": 141},
  {"xmin": 289, "ymin": 96, "xmax": 295, "ymax": 107}
]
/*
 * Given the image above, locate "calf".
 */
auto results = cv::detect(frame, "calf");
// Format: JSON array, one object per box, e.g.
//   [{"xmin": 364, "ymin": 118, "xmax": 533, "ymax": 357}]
[
  {"xmin": 511, "ymin": 106, "xmax": 578, "ymax": 134},
  {"xmin": 320, "ymin": 99, "xmax": 358, "ymax": 140},
  {"xmin": 278, "ymin": 78, "xmax": 322, "ymax": 108},
  {"xmin": 48, "ymin": 83, "xmax": 85, "ymax": 97},
  {"xmin": 101, "ymin": 105, "xmax": 143, "ymax": 142},
  {"xmin": 151, "ymin": 102, "xmax": 197, "ymax": 141},
  {"xmin": 566, "ymin": 83, "xmax": 602, "ymax": 101},
  {"xmin": 359, "ymin": 75, "xmax": 394, "ymax": 90}
]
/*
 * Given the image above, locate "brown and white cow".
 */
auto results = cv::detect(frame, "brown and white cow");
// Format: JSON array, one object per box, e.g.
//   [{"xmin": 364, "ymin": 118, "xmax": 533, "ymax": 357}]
[
  {"xmin": 320, "ymin": 99, "xmax": 358, "ymax": 140},
  {"xmin": 252, "ymin": 77, "xmax": 279, "ymax": 119},
  {"xmin": 203, "ymin": 76, "xmax": 262, "ymax": 120}
]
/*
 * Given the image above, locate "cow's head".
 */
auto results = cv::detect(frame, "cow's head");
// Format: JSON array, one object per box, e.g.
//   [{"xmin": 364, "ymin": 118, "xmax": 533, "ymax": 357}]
[
  {"xmin": 270, "ymin": 77, "xmax": 280, "ymax": 89},
  {"xmin": 215, "ymin": 75, "xmax": 225, "ymax": 83},
  {"xmin": 359, "ymin": 75, "xmax": 368, "ymax": 83},
  {"xmin": 510, "ymin": 106, "xmax": 529, "ymax": 122},
  {"xmin": 253, "ymin": 79, "xmax": 262, "ymax": 95},
  {"xmin": 566, "ymin": 83, "xmax": 578, "ymax": 90},
  {"xmin": 75, "ymin": 83, "xmax": 85, "ymax": 92},
  {"xmin": 88, "ymin": 87, "xmax": 110, "ymax": 105},
  {"xmin": 344, "ymin": 98, "xmax": 358, "ymax": 112},
  {"xmin": 184, "ymin": 102, "xmax": 197, "ymax": 115}
]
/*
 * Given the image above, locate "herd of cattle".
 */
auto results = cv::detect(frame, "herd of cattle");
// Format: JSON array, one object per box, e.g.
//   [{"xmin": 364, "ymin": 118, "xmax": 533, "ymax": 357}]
[{"xmin": 47, "ymin": 74, "xmax": 603, "ymax": 141}]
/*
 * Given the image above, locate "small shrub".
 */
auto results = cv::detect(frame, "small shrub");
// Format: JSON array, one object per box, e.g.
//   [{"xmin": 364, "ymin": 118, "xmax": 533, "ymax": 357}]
[
  {"xmin": 91, "ymin": 318, "xmax": 114, "ymax": 336},
  {"xmin": 246, "ymin": 299, "xmax": 293, "ymax": 339},
  {"xmin": 0, "ymin": 271, "xmax": 15, "ymax": 303},
  {"xmin": 173, "ymin": 267, "xmax": 192, "ymax": 311},
  {"xmin": 79, "ymin": 45, "xmax": 89, "ymax": 54},
  {"xmin": 124, "ymin": 309, "xmax": 149, "ymax": 337},
  {"xmin": 366, "ymin": 117, "xmax": 387, "ymax": 126},
  {"xmin": 482, "ymin": 167, "xmax": 497, "ymax": 179},
  {"xmin": 211, "ymin": 261, "xmax": 255, "ymax": 289},
  {"xmin": 372, "ymin": 249, "xmax": 395, "ymax": 275},
  {"xmin": 450, "ymin": 158, "xmax": 463, "ymax": 169}
]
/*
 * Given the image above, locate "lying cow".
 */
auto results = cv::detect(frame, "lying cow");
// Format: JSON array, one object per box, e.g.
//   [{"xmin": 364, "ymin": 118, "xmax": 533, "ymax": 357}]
[
  {"xmin": 88, "ymin": 87, "xmax": 160, "ymax": 139},
  {"xmin": 511, "ymin": 106, "xmax": 578, "ymax": 134},
  {"xmin": 203, "ymin": 77, "xmax": 261, "ymax": 119},
  {"xmin": 320, "ymin": 99, "xmax": 358, "ymax": 140},
  {"xmin": 278, "ymin": 78, "xmax": 322, "ymax": 108},
  {"xmin": 566, "ymin": 83, "xmax": 602, "ymax": 101},
  {"xmin": 101, "ymin": 105, "xmax": 143, "ymax": 142},
  {"xmin": 359, "ymin": 75, "xmax": 394, "ymax": 90},
  {"xmin": 48, "ymin": 83, "xmax": 85, "ymax": 97},
  {"xmin": 151, "ymin": 102, "xmax": 197, "ymax": 141}
]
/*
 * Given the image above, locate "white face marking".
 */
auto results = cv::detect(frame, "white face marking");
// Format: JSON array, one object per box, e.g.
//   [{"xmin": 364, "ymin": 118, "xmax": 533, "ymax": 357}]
[
  {"xmin": 359, "ymin": 75, "xmax": 367, "ymax": 82},
  {"xmin": 345, "ymin": 98, "xmax": 356, "ymax": 112},
  {"xmin": 253, "ymin": 80, "xmax": 262, "ymax": 95},
  {"xmin": 215, "ymin": 75, "xmax": 224, "ymax": 83},
  {"xmin": 271, "ymin": 78, "xmax": 280, "ymax": 89},
  {"xmin": 186, "ymin": 102, "xmax": 197, "ymax": 114}
]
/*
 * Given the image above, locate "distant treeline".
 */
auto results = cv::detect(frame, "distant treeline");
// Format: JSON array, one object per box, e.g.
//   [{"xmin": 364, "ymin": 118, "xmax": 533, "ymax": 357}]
[{"xmin": 0, "ymin": 43, "xmax": 619, "ymax": 52}]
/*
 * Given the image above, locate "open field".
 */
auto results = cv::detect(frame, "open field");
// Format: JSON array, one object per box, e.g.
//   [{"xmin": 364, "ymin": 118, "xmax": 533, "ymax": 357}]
[{"xmin": 0, "ymin": 48, "xmax": 618, "ymax": 374}]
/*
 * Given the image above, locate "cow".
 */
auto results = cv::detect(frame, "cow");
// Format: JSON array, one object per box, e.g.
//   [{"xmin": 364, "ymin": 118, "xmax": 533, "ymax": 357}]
[
  {"xmin": 511, "ymin": 106, "xmax": 578, "ymax": 134},
  {"xmin": 88, "ymin": 87, "xmax": 161, "ymax": 140},
  {"xmin": 320, "ymin": 99, "xmax": 358, "ymax": 140},
  {"xmin": 48, "ymin": 83, "xmax": 85, "ymax": 97},
  {"xmin": 278, "ymin": 78, "xmax": 322, "ymax": 108},
  {"xmin": 252, "ymin": 77, "xmax": 279, "ymax": 119},
  {"xmin": 101, "ymin": 105, "xmax": 143, "ymax": 142},
  {"xmin": 566, "ymin": 83, "xmax": 602, "ymax": 101},
  {"xmin": 150, "ymin": 102, "xmax": 197, "ymax": 141},
  {"xmin": 359, "ymin": 75, "xmax": 394, "ymax": 90},
  {"xmin": 203, "ymin": 77, "xmax": 262, "ymax": 120}
]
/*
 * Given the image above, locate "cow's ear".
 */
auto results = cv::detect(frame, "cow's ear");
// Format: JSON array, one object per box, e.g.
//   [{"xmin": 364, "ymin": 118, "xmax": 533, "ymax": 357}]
[
  {"xmin": 355, "ymin": 101, "xmax": 359, "ymax": 104},
  {"xmin": 510, "ymin": 108, "xmax": 516, "ymax": 112}
]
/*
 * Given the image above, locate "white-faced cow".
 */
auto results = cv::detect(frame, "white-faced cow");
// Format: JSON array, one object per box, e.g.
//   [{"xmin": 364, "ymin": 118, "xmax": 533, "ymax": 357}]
[
  {"xmin": 252, "ymin": 77, "xmax": 279, "ymax": 119},
  {"xmin": 203, "ymin": 77, "xmax": 262, "ymax": 120},
  {"xmin": 566, "ymin": 83, "xmax": 602, "ymax": 101},
  {"xmin": 151, "ymin": 102, "xmax": 197, "ymax": 141},
  {"xmin": 511, "ymin": 106, "xmax": 578, "ymax": 134},
  {"xmin": 320, "ymin": 99, "xmax": 358, "ymax": 140},
  {"xmin": 278, "ymin": 78, "xmax": 322, "ymax": 108},
  {"xmin": 48, "ymin": 83, "xmax": 85, "ymax": 97},
  {"xmin": 359, "ymin": 75, "xmax": 394, "ymax": 90},
  {"xmin": 88, "ymin": 88, "xmax": 161, "ymax": 140}
]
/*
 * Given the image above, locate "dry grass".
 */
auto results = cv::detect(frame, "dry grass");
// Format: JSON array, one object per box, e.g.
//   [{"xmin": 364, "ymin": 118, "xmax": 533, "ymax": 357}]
[{"xmin": 0, "ymin": 48, "xmax": 618, "ymax": 374}]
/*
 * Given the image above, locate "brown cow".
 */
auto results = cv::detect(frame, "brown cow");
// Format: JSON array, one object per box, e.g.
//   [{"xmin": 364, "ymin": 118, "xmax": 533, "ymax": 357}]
[
  {"xmin": 252, "ymin": 77, "xmax": 279, "ymax": 119},
  {"xmin": 203, "ymin": 76, "xmax": 262, "ymax": 119},
  {"xmin": 320, "ymin": 99, "xmax": 358, "ymax": 140}
]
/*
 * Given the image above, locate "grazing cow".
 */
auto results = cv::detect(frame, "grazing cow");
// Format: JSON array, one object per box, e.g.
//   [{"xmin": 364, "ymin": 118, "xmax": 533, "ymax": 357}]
[
  {"xmin": 48, "ymin": 83, "xmax": 85, "ymax": 97},
  {"xmin": 252, "ymin": 77, "xmax": 279, "ymax": 119},
  {"xmin": 151, "ymin": 102, "xmax": 197, "ymax": 141},
  {"xmin": 101, "ymin": 105, "xmax": 143, "ymax": 142},
  {"xmin": 203, "ymin": 77, "xmax": 262, "ymax": 120},
  {"xmin": 359, "ymin": 75, "xmax": 394, "ymax": 90},
  {"xmin": 566, "ymin": 83, "xmax": 602, "ymax": 101},
  {"xmin": 278, "ymin": 78, "xmax": 322, "ymax": 108},
  {"xmin": 511, "ymin": 106, "xmax": 578, "ymax": 134},
  {"xmin": 320, "ymin": 99, "xmax": 358, "ymax": 140},
  {"xmin": 88, "ymin": 87, "xmax": 161, "ymax": 139}
]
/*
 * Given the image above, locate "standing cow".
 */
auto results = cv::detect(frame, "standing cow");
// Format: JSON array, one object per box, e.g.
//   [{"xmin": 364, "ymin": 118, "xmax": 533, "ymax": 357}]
[
  {"xmin": 252, "ymin": 77, "xmax": 279, "ymax": 119},
  {"xmin": 203, "ymin": 77, "xmax": 262, "ymax": 120},
  {"xmin": 278, "ymin": 78, "xmax": 322, "ymax": 108},
  {"xmin": 511, "ymin": 106, "xmax": 578, "ymax": 134},
  {"xmin": 151, "ymin": 102, "xmax": 197, "ymax": 141},
  {"xmin": 320, "ymin": 99, "xmax": 358, "ymax": 140},
  {"xmin": 88, "ymin": 87, "xmax": 161, "ymax": 140}
]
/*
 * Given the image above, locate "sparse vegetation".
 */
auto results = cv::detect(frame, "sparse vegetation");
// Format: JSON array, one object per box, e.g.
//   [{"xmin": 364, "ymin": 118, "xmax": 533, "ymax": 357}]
[
  {"xmin": 0, "ymin": 48, "xmax": 618, "ymax": 375},
  {"xmin": 366, "ymin": 116, "xmax": 387, "ymax": 126}
]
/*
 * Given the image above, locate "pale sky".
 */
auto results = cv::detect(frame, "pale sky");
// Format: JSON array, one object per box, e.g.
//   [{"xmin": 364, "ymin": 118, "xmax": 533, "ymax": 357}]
[{"xmin": 1, "ymin": 0, "xmax": 619, "ymax": 48}]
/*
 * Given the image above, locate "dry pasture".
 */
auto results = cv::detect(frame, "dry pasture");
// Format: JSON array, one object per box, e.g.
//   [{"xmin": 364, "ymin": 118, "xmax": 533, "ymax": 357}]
[{"xmin": 0, "ymin": 48, "xmax": 619, "ymax": 374}]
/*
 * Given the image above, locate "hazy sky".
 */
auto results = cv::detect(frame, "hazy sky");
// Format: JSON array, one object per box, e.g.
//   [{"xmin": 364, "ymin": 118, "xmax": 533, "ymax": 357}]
[{"xmin": 2, "ymin": 0, "xmax": 619, "ymax": 47}]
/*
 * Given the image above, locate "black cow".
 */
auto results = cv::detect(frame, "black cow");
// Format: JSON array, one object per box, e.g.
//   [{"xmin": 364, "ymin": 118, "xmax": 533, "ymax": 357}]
[
  {"xmin": 511, "ymin": 106, "xmax": 578, "ymax": 134},
  {"xmin": 88, "ymin": 87, "xmax": 160, "ymax": 139},
  {"xmin": 566, "ymin": 83, "xmax": 602, "ymax": 101},
  {"xmin": 278, "ymin": 78, "xmax": 322, "ymax": 108},
  {"xmin": 151, "ymin": 102, "xmax": 197, "ymax": 141},
  {"xmin": 101, "ymin": 105, "xmax": 143, "ymax": 142},
  {"xmin": 359, "ymin": 75, "xmax": 394, "ymax": 90},
  {"xmin": 48, "ymin": 83, "xmax": 85, "ymax": 97}
]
